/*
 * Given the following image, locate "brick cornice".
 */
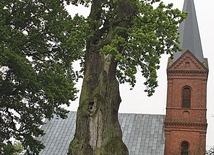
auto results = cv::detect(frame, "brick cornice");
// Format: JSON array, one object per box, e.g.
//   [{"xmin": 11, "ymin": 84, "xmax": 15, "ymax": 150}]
[
  {"xmin": 164, "ymin": 121, "xmax": 207, "ymax": 130},
  {"xmin": 167, "ymin": 70, "xmax": 208, "ymax": 75},
  {"xmin": 166, "ymin": 107, "xmax": 207, "ymax": 111}
]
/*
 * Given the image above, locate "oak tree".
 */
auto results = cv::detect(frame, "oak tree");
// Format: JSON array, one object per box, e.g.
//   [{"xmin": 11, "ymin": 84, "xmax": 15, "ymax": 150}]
[
  {"xmin": 67, "ymin": 0, "xmax": 186, "ymax": 155},
  {"xmin": 0, "ymin": 0, "xmax": 186, "ymax": 154},
  {"xmin": 0, "ymin": 0, "xmax": 79, "ymax": 154}
]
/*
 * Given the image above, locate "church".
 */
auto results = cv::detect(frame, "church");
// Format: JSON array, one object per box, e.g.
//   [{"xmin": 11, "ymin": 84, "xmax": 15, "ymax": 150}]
[{"xmin": 37, "ymin": 0, "xmax": 209, "ymax": 154}]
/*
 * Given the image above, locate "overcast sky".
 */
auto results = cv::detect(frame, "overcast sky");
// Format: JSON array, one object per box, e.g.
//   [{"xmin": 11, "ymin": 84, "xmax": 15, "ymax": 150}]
[{"xmin": 66, "ymin": 0, "xmax": 214, "ymax": 149}]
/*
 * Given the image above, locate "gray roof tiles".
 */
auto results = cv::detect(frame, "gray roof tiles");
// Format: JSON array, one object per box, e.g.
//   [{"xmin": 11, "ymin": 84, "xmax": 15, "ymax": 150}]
[
  {"xmin": 174, "ymin": 0, "xmax": 204, "ymax": 63},
  {"xmin": 37, "ymin": 112, "xmax": 165, "ymax": 155}
]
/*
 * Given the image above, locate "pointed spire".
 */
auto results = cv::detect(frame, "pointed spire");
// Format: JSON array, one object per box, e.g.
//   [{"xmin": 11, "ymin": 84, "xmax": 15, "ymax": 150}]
[{"xmin": 173, "ymin": 0, "xmax": 204, "ymax": 62}]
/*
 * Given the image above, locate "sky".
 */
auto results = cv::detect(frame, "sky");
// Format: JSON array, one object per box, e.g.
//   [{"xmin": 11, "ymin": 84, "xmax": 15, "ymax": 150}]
[{"xmin": 66, "ymin": 0, "xmax": 214, "ymax": 149}]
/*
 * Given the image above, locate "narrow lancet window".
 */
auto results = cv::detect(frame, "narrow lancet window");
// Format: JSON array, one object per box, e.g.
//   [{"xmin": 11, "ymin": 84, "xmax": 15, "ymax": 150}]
[
  {"xmin": 182, "ymin": 87, "xmax": 191, "ymax": 108},
  {"xmin": 181, "ymin": 141, "xmax": 189, "ymax": 155}
]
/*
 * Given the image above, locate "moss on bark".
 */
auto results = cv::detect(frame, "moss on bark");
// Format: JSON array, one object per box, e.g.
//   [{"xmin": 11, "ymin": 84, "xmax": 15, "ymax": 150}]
[{"xmin": 68, "ymin": 50, "xmax": 128, "ymax": 155}]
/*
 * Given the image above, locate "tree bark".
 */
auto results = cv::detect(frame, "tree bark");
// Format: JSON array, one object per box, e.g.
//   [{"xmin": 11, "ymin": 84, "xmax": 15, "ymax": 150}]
[
  {"xmin": 68, "ymin": 43, "xmax": 128, "ymax": 155},
  {"xmin": 68, "ymin": 1, "xmax": 137, "ymax": 154}
]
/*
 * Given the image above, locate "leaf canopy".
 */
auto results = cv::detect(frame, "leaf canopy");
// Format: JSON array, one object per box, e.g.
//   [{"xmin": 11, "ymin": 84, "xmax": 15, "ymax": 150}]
[
  {"xmin": 71, "ymin": 0, "xmax": 186, "ymax": 95},
  {"xmin": 0, "ymin": 0, "xmax": 82, "ymax": 153}
]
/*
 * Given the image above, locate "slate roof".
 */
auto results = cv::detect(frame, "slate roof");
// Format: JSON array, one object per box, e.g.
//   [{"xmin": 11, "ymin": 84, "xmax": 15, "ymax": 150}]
[
  {"xmin": 174, "ymin": 0, "xmax": 204, "ymax": 63},
  {"xmin": 37, "ymin": 112, "xmax": 165, "ymax": 155}
]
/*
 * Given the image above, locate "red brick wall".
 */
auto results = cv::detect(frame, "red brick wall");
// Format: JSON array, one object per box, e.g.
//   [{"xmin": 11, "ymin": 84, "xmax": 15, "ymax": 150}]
[
  {"xmin": 165, "ymin": 129, "xmax": 206, "ymax": 154},
  {"xmin": 164, "ymin": 52, "xmax": 208, "ymax": 155}
]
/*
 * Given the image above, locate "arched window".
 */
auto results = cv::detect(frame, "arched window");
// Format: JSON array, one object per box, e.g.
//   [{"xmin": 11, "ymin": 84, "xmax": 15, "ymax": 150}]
[
  {"xmin": 181, "ymin": 141, "xmax": 189, "ymax": 155},
  {"xmin": 182, "ymin": 87, "xmax": 191, "ymax": 108}
]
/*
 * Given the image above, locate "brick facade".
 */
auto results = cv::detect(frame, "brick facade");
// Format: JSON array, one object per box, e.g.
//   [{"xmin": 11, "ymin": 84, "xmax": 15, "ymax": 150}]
[{"xmin": 164, "ymin": 51, "xmax": 208, "ymax": 155}]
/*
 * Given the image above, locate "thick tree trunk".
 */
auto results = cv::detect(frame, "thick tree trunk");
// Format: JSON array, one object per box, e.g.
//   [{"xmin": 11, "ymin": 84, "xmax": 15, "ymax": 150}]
[
  {"xmin": 68, "ymin": 44, "xmax": 128, "ymax": 155},
  {"xmin": 67, "ymin": 1, "xmax": 137, "ymax": 154}
]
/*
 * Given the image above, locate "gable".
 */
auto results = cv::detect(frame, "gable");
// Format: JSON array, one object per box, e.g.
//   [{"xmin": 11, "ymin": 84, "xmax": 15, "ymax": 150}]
[
  {"xmin": 37, "ymin": 112, "xmax": 165, "ymax": 155},
  {"xmin": 168, "ymin": 50, "xmax": 208, "ymax": 71}
]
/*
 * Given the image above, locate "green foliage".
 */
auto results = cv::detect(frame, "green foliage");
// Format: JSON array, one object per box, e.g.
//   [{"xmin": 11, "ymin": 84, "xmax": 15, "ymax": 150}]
[
  {"xmin": 0, "ymin": 0, "xmax": 186, "ymax": 154},
  {"xmin": 0, "ymin": 0, "xmax": 86, "ymax": 154},
  {"xmin": 77, "ymin": 0, "xmax": 186, "ymax": 96},
  {"xmin": 115, "ymin": 1, "xmax": 186, "ymax": 96},
  {"xmin": 2, "ymin": 142, "xmax": 24, "ymax": 155}
]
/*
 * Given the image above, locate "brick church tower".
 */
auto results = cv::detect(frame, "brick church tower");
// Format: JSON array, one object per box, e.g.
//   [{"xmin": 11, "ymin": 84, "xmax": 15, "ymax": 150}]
[{"xmin": 164, "ymin": 0, "xmax": 209, "ymax": 154}]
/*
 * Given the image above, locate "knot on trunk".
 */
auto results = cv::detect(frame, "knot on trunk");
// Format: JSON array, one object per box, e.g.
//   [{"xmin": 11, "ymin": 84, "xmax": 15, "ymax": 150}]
[{"xmin": 87, "ymin": 97, "xmax": 98, "ymax": 116}]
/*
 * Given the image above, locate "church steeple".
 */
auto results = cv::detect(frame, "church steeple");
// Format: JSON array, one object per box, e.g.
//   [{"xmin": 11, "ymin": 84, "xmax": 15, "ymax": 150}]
[
  {"xmin": 164, "ymin": 0, "xmax": 208, "ymax": 154},
  {"xmin": 173, "ymin": 0, "xmax": 204, "ymax": 63}
]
